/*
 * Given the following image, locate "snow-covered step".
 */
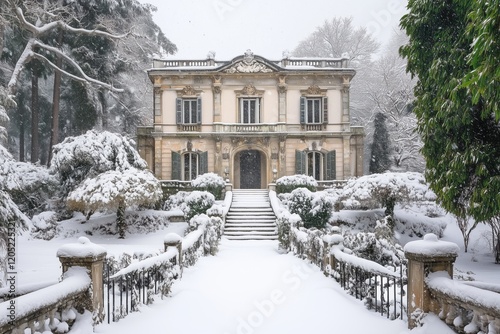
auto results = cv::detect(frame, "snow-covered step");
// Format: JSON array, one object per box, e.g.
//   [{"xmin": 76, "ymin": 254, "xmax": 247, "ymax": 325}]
[{"xmin": 224, "ymin": 189, "xmax": 277, "ymax": 241}]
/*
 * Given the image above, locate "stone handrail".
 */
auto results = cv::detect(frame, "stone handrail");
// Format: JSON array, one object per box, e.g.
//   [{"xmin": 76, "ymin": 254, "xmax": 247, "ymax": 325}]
[
  {"xmin": 426, "ymin": 274, "xmax": 500, "ymax": 333},
  {"xmin": 0, "ymin": 267, "xmax": 90, "ymax": 333}
]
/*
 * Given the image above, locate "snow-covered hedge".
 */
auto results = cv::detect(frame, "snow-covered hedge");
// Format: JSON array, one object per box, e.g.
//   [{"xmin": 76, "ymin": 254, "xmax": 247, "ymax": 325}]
[
  {"xmin": 281, "ymin": 188, "xmax": 332, "ymax": 229},
  {"xmin": 276, "ymin": 174, "xmax": 318, "ymax": 194},
  {"xmin": 191, "ymin": 173, "xmax": 225, "ymax": 200},
  {"xmin": 183, "ymin": 191, "xmax": 215, "ymax": 223}
]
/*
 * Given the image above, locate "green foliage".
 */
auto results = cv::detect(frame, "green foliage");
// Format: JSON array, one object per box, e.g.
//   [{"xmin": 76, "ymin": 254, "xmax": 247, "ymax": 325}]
[
  {"xmin": 369, "ymin": 113, "xmax": 391, "ymax": 174},
  {"xmin": 276, "ymin": 175, "xmax": 317, "ymax": 194},
  {"xmin": 400, "ymin": 0, "xmax": 500, "ymax": 222},
  {"xmin": 191, "ymin": 173, "xmax": 225, "ymax": 200},
  {"xmin": 184, "ymin": 191, "xmax": 215, "ymax": 223},
  {"xmin": 287, "ymin": 188, "xmax": 331, "ymax": 229}
]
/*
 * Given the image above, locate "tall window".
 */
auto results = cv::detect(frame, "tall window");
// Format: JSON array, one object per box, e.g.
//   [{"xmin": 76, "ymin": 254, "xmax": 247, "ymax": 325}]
[
  {"xmin": 183, "ymin": 99, "xmax": 198, "ymax": 124},
  {"xmin": 307, "ymin": 98, "xmax": 322, "ymax": 123},
  {"xmin": 176, "ymin": 97, "xmax": 201, "ymax": 124},
  {"xmin": 183, "ymin": 153, "xmax": 198, "ymax": 181},
  {"xmin": 240, "ymin": 98, "xmax": 260, "ymax": 123},
  {"xmin": 307, "ymin": 151, "xmax": 323, "ymax": 180},
  {"xmin": 300, "ymin": 96, "xmax": 328, "ymax": 125}
]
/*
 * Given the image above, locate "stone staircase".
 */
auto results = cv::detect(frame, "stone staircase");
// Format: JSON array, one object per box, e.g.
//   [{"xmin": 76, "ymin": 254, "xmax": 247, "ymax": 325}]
[{"xmin": 224, "ymin": 189, "xmax": 278, "ymax": 240}]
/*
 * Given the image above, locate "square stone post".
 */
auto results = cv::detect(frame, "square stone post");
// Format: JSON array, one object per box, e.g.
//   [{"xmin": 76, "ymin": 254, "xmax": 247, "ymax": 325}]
[
  {"xmin": 404, "ymin": 234, "xmax": 459, "ymax": 329},
  {"xmin": 164, "ymin": 233, "xmax": 183, "ymax": 269},
  {"xmin": 57, "ymin": 237, "xmax": 107, "ymax": 324}
]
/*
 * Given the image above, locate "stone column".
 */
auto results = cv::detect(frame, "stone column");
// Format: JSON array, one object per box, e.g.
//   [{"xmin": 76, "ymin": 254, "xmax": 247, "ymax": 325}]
[
  {"xmin": 404, "ymin": 234, "xmax": 459, "ymax": 329},
  {"xmin": 57, "ymin": 237, "xmax": 107, "ymax": 324},
  {"xmin": 164, "ymin": 233, "xmax": 183, "ymax": 268}
]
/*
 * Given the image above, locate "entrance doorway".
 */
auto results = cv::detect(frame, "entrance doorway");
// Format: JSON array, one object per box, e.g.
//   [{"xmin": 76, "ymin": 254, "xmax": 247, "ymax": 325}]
[{"xmin": 239, "ymin": 150, "xmax": 261, "ymax": 189}]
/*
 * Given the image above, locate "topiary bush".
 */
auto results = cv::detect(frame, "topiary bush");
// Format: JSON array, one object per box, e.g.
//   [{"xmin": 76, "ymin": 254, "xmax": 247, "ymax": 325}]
[
  {"xmin": 184, "ymin": 191, "xmax": 215, "ymax": 222},
  {"xmin": 191, "ymin": 173, "xmax": 225, "ymax": 200},
  {"xmin": 276, "ymin": 175, "xmax": 318, "ymax": 194},
  {"xmin": 287, "ymin": 188, "xmax": 332, "ymax": 229}
]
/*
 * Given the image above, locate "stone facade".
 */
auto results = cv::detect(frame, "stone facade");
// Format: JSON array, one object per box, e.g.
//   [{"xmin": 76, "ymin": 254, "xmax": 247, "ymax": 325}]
[{"xmin": 138, "ymin": 50, "xmax": 364, "ymax": 188}]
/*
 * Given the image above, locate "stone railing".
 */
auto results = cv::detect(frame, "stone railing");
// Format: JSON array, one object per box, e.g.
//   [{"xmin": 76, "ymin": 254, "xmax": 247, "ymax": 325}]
[
  {"xmin": 405, "ymin": 234, "xmax": 500, "ymax": 332},
  {"xmin": 213, "ymin": 122, "xmax": 286, "ymax": 134},
  {"xmin": 0, "ymin": 237, "xmax": 106, "ymax": 333}
]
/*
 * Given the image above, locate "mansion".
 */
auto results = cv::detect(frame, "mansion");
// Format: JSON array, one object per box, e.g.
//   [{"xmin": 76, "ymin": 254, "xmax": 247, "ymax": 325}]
[{"xmin": 137, "ymin": 50, "xmax": 364, "ymax": 189}]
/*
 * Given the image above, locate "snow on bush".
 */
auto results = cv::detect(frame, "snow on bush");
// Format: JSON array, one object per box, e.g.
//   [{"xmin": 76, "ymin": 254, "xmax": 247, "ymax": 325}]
[
  {"xmin": 31, "ymin": 211, "xmax": 59, "ymax": 240},
  {"xmin": 183, "ymin": 191, "xmax": 215, "ymax": 223},
  {"xmin": 50, "ymin": 130, "xmax": 147, "ymax": 196},
  {"xmin": 163, "ymin": 191, "xmax": 189, "ymax": 212},
  {"xmin": 191, "ymin": 173, "xmax": 225, "ymax": 200},
  {"xmin": 0, "ymin": 161, "xmax": 58, "ymax": 217},
  {"xmin": 281, "ymin": 188, "xmax": 332, "ymax": 229},
  {"xmin": 342, "ymin": 218, "xmax": 406, "ymax": 269},
  {"xmin": 276, "ymin": 174, "xmax": 318, "ymax": 194},
  {"xmin": 67, "ymin": 168, "xmax": 162, "ymax": 238},
  {"xmin": 341, "ymin": 172, "xmax": 436, "ymax": 226}
]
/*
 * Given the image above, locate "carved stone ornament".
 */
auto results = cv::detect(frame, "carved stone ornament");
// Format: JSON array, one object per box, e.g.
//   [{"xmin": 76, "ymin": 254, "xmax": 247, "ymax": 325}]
[
  {"xmin": 306, "ymin": 85, "xmax": 323, "ymax": 95},
  {"xmin": 181, "ymin": 85, "xmax": 197, "ymax": 96},
  {"xmin": 213, "ymin": 85, "xmax": 222, "ymax": 94},
  {"xmin": 242, "ymin": 84, "xmax": 257, "ymax": 95},
  {"xmin": 225, "ymin": 50, "xmax": 273, "ymax": 73},
  {"xmin": 278, "ymin": 76, "xmax": 287, "ymax": 94}
]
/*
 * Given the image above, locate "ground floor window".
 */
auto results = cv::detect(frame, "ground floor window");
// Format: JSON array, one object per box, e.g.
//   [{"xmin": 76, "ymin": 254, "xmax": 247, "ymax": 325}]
[
  {"xmin": 183, "ymin": 152, "xmax": 198, "ymax": 181},
  {"xmin": 296, "ymin": 149, "xmax": 336, "ymax": 180},
  {"xmin": 307, "ymin": 151, "xmax": 323, "ymax": 180}
]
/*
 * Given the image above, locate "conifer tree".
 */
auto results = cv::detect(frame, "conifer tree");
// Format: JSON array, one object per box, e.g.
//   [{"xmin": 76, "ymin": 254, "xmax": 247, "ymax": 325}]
[{"xmin": 369, "ymin": 113, "xmax": 391, "ymax": 174}]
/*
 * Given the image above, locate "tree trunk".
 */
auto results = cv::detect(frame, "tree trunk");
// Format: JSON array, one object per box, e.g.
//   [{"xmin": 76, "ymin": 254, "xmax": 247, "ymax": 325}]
[
  {"xmin": 30, "ymin": 64, "xmax": 40, "ymax": 163},
  {"xmin": 117, "ymin": 201, "xmax": 126, "ymax": 239},
  {"xmin": 19, "ymin": 104, "xmax": 25, "ymax": 162},
  {"xmin": 384, "ymin": 196, "xmax": 396, "ymax": 230},
  {"xmin": 48, "ymin": 30, "xmax": 64, "ymax": 166}
]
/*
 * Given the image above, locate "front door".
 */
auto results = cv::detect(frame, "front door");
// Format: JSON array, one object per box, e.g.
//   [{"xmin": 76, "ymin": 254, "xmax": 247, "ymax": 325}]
[{"xmin": 240, "ymin": 150, "xmax": 261, "ymax": 189}]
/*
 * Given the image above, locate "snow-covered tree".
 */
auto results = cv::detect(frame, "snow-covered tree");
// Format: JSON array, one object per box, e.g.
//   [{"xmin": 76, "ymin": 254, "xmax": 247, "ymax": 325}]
[
  {"xmin": 50, "ymin": 130, "xmax": 147, "ymax": 197},
  {"xmin": 67, "ymin": 168, "xmax": 162, "ymax": 238},
  {"xmin": 341, "ymin": 172, "xmax": 436, "ymax": 229}
]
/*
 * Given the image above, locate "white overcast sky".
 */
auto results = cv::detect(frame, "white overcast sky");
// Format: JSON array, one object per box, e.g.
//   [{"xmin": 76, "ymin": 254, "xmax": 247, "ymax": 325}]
[{"xmin": 141, "ymin": 0, "xmax": 408, "ymax": 59}]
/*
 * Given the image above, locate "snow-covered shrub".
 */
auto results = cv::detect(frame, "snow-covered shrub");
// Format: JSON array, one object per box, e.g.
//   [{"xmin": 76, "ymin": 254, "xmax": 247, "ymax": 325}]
[
  {"xmin": 342, "ymin": 219, "xmax": 406, "ymax": 268},
  {"xmin": 67, "ymin": 168, "xmax": 163, "ymax": 238},
  {"xmin": 286, "ymin": 188, "xmax": 332, "ymax": 229},
  {"xmin": 0, "ymin": 161, "xmax": 58, "ymax": 217},
  {"xmin": 276, "ymin": 174, "xmax": 318, "ymax": 194},
  {"xmin": 341, "ymin": 172, "xmax": 436, "ymax": 228},
  {"xmin": 276, "ymin": 212, "xmax": 301, "ymax": 250},
  {"xmin": 31, "ymin": 211, "xmax": 60, "ymax": 240},
  {"xmin": 51, "ymin": 130, "xmax": 147, "ymax": 197},
  {"xmin": 163, "ymin": 191, "xmax": 189, "ymax": 212},
  {"xmin": 183, "ymin": 191, "xmax": 215, "ymax": 223},
  {"xmin": 191, "ymin": 173, "xmax": 225, "ymax": 200}
]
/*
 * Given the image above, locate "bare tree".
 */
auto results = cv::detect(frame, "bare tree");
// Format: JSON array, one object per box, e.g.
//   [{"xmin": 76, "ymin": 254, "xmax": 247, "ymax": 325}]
[{"xmin": 293, "ymin": 17, "xmax": 379, "ymax": 62}]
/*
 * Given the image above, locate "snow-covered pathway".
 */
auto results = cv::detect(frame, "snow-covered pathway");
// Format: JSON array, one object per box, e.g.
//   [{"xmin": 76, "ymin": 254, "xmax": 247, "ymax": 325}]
[{"xmin": 94, "ymin": 239, "xmax": 444, "ymax": 334}]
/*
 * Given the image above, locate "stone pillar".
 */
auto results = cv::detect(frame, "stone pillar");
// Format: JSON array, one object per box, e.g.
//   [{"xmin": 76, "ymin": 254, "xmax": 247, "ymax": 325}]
[
  {"xmin": 404, "ymin": 234, "xmax": 459, "ymax": 329},
  {"xmin": 164, "ymin": 233, "xmax": 183, "ymax": 269},
  {"xmin": 57, "ymin": 237, "xmax": 107, "ymax": 324}
]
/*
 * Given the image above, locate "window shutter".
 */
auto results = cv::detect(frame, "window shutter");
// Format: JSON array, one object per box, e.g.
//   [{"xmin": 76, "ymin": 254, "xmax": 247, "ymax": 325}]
[
  {"xmin": 176, "ymin": 98, "xmax": 182, "ymax": 124},
  {"xmin": 323, "ymin": 97, "xmax": 328, "ymax": 124},
  {"xmin": 171, "ymin": 151, "xmax": 181, "ymax": 180},
  {"xmin": 199, "ymin": 151, "xmax": 208, "ymax": 175},
  {"xmin": 197, "ymin": 96, "xmax": 202, "ymax": 124},
  {"xmin": 295, "ymin": 150, "xmax": 306, "ymax": 174},
  {"xmin": 299, "ymin": 97, "xmax": 306, "ymax": 124},
  {"xmin": 325, "ymin": 150, "xmax": 336, "ymax": 180}
]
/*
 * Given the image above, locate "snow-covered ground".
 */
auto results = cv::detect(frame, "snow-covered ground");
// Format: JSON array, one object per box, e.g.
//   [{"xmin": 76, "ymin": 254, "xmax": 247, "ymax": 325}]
[{"xmin": 14, "ymin": 208, "xmax": 499, "ymax": 333}]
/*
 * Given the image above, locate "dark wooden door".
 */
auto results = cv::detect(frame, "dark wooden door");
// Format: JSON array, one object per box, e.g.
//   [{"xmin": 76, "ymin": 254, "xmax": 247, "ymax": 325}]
[{"xmin": 240, "ymin": 150, "xmax": 261, "ymax": 189}]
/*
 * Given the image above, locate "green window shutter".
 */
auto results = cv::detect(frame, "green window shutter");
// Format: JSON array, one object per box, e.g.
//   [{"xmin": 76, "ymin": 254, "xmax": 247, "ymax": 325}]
[
  {"xmin": 176, "ymin": 98, "xmax": 182, "ymax": 124},
  {"xmin": 199, "ymin": 151, "xmax": 208, "ymax": 175},
  {"xmin": 171, "ymin": 151, "xmax": 181, "ymax": 180},
  {"xmin": 295, "ymin": 150, "xmax": 306, "ymax": 174},
  {"xmin": 325, "ymin": 150, "xmax": 336, "ymax": 180},
  {"xmin": 300, "ymin": 97, "xmax": 306, "ymax": 124},
  {"xmin": 197, "ymin": 96, "xmax": 202, "ymax": 124},
  {"xmin": 323, "ymin": 97, "xmax": 328, "ymax": 124}
]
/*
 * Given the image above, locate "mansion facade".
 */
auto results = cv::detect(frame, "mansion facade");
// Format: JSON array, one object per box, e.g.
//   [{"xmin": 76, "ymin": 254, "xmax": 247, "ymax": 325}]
[{"xmin": 137, "ymin": 50, "xmax": 364, "ymax": 189}]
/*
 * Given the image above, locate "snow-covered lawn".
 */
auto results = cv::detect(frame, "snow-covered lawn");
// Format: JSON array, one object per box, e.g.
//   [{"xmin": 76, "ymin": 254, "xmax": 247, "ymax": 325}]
[{"xmin": 14, "ymin": 208, "xmax": 498, "ymax": 333}]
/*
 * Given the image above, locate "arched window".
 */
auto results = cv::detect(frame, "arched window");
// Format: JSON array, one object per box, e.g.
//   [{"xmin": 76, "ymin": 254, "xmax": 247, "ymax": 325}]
[{"xmin": 307, "ymin": 151, "xmax": 323, "ymax": 180}]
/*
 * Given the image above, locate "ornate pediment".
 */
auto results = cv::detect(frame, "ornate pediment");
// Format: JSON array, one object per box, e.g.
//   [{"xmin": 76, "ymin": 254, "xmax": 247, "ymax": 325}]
[{"xmin": 224, "ymin": 49, "xmax": 275, "ymax": 74}]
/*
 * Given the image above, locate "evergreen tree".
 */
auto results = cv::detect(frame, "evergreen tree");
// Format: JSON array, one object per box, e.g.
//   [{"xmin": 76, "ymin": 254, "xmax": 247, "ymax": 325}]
[
  {"xmin": 400, "ymin": 0, "xmax": 500, "ymax": 223},
  {"xmin": 369, "ymin": 113, "xmax": 391, "ymax": 174}
]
